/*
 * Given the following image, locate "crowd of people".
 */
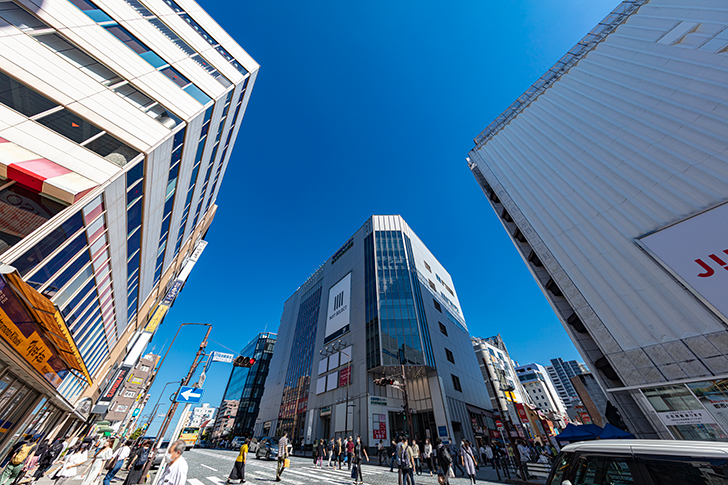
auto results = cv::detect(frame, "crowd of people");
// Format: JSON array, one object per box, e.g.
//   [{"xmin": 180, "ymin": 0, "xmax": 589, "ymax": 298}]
[{"xmin": 0, "ymin": 435, "xmax": 190, "ymax": 485}]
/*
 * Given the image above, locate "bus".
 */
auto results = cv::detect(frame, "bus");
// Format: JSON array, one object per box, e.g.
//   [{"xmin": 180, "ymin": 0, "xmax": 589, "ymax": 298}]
[{"xmin": 178, "ymin": 427, "xmax": 200, "ymax": 450}]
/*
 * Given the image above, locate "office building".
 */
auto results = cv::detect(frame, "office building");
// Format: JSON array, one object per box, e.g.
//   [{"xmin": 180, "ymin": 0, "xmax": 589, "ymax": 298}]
[
  {"xmin": 516, "ymin": 363, "xmax": 568, "ymax": 418},
  {"xmin": 472, "ymin": 335, "xmax": 530, "ymax": 440},
  {"xmin": 105, "ymin": 352, "xmax": 159, "ymax": 423},
  {"xmin": 211, "ymin": 399, "xmax": 238, "ymax": 440},
  {"xmin": 255, "ymin": 215, "xmax": 493, "ymax": 446},
  {"xmin": 546, "ymin": 358, "xmax": 587, "ymax": 405},
  {"xmin": 467, "ymin": 0, "xmax": 728, "ymax": 440},
  {"xmin": 186, "ymin": 402, "xmax": 215, "ymax": 428},
  {"xmin": 0, "ymin": 0, "xmax": 257, "ymax": 456},
  {"xmin": 217, "ymin": 332, "xmax": 275, "ymax": 437}
]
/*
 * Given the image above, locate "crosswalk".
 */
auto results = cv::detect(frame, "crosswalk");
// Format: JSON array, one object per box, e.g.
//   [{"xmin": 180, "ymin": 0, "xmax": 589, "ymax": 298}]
[{"xmin": 187, "ymin": 457, "xmax": 388, "ymax": 485}]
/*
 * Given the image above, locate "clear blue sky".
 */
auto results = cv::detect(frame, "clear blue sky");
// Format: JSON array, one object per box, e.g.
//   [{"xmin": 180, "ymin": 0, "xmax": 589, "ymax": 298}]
[{"xmin": 144, "ymin": 0, "xmax": 621, "ymax": 437}]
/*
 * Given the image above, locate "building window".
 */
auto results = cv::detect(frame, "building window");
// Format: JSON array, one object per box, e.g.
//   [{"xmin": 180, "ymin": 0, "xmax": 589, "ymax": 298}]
[
  {"xmin": 433, "ymin": 300, "xmax": 442, "ymax": 312},
  {"xmin": 439, "ymin": 322, "xmax": 448, "ymax": 336},
  {"xmin": 424, "ymin": 261, "xmax": 431, "ymax": 273},
  {"xmin": 445, "ymin": 348, "xmax": 455, "ymax": 364},
  {"xmin": 428, "ymin": 279, "xmax": 436, "ymax": 291},
  {"xmin": 124, "ymin": 391, "xmax": 136, "ymax": 398},
  {"xmin": 139, "ymin": 365, "xmax": 150, "ymax": 372},
  {"xmin": 451, "ymin": 374, "xmax": 462, "ymax": 392}
]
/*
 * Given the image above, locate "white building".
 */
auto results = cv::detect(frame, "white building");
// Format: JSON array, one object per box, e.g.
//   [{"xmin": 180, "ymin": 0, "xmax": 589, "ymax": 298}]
[
  {"xmin": 187, "ymin": 403, "xmax": 216, "ymax": 428},
  {"xmin": 468, "ymin": 0, "xmax": 728, "ymax": 441},
  {"xmin": 516, "ymin": 363, "xmax": 568, "ymax": 417},
  {"xmin": 0, "ymin": 0, "xmax": 257, "ymax": 456}
]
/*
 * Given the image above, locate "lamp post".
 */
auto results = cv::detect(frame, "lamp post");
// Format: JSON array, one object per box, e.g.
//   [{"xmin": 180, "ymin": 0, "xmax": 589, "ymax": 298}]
[
  {"xmin": 320, "ymin": 340, "xmax": 351, "ymax": 438},
  {"xmin": 143, "ymin": 381, "xmax": 180, "ymax": 431}
]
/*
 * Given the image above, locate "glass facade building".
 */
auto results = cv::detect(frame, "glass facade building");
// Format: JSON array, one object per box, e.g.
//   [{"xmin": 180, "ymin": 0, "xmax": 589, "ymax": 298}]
[
  {"xmin": 256, "ymin": 216, "xmax": 493, "ymax": 447},
  {"xmin": 0, "ymin": 0, "xmax": 257, "ymax": 456}
]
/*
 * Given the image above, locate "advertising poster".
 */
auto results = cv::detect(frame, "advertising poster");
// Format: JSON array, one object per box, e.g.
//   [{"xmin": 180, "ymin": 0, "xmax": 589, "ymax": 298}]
[{"xmin": 325, "ymin": 273, "xmax": 351, "ymax": 343}]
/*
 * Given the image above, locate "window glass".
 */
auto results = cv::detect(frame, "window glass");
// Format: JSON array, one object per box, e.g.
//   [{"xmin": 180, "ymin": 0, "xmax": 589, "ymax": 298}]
[
  {"xmin": 104, "ymin": 25, "xmax": 148, "ymax": 55},
  {"xmin": 0, "ymin": 71, "xmax": 57, "ymax": 117},
  {"xmin": 60, "ymin": 279, "xmax": 96, "ymax": 317},
  {"xmin": 126, "ymin": 160, "xmax": 145, "ymax": 189},
  {"xmin": 46, "ymin": 248, "xmax": 91, "ymax": 297},
  {"xmin": 27, "ymin": 232, "xmax": 87, "ymax": 288},
  {"xmin": 572, "ymin": 455, "xmax": 635, "ymax": 485},
  {"xmin": 159, "ymin": 66, "xmax": 189, "ymax": 88},
  {"xmin": 639, "ymin": 455, "xmax": 728, "ymax": 485},
  {"xmin": 52, "ymin": 265, "xmax": 93, "ymax": 307},
  {"xmin": 127, "ymin": 199, "xmax": 142, "ymax": 230},
  {"xmin": 37, "ymin": 109, "xmax": 100, "ymax": 144}
]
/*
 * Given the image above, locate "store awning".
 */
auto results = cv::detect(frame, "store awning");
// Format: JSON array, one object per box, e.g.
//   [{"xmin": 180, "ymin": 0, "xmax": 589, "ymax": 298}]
[{"xmin": 1, "ymin": 267, "xmax": 91, "ymax": 385}]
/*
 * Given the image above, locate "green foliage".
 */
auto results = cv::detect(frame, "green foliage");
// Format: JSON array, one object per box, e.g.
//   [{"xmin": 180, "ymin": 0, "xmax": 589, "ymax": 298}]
[{"xmin": 130, "ymin": 427, "xmax": 144, "ymax": 440}]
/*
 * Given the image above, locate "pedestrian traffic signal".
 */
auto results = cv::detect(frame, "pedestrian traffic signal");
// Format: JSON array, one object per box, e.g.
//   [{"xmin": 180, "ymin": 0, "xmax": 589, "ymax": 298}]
[
  {"xmin": 233, "ymin": 356, "xmax": 256, "ymax": 367},
  {"xmin": 374, "ymin": 377, "xmax": 395, "ymax": 386}
]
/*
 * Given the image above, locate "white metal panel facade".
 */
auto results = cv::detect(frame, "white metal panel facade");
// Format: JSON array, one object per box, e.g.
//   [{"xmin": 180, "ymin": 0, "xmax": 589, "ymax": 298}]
[{"xmin": 468, "ymin": 0, "xmax": 728, "ymax": 439}]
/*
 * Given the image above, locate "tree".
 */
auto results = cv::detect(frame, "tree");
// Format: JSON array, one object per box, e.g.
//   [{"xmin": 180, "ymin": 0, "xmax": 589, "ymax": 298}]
[{"xmin": 130, "ymin": 427, "xmax": 144, "ymax": 440}]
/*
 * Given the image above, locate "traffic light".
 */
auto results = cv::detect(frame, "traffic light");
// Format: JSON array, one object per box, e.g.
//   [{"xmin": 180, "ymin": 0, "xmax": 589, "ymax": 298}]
[
  {"xmin": 233, "ymin": 356, "xmax": 256, "ymax": 367},
  {"xmin": 374, "ymin": 377, "xmax": 395, "ymax": 386}
]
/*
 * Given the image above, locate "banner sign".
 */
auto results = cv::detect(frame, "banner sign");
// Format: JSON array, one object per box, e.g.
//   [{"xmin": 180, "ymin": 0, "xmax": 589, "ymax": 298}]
[
  {"xmin": 324, "ymin": 273, "xmax": 351, "ymax": 344},
  {"xmin": 639, "ymin": 202, "xmax": 728, "ymax": 321},
  {"xmin": 657, "ymin": 409, "xmax": 716, "ymax": 427},
  {"xmin": 339, "ymin": 366, "xmax": 351, "ymax": 387},
  {"xmin": 211, "ymin": 351, "xmax": 234, "ymax": 363}
]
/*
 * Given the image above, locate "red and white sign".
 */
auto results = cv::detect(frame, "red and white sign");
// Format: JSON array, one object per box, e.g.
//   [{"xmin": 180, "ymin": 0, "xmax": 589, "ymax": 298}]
[
  {"xmin": 339, "ymin": 367, "xmax": 351, "ymax": 387},
  {"xmin": 640, "ymin": 202, "xmax": 728, "ymax": 321},
  {"xmin": 495, "ymin": 420, "xmax": 503, "ymax": 429},
  {"xmin": 373, "ymin": 422, "xmax": 386, "ymax": 439}
]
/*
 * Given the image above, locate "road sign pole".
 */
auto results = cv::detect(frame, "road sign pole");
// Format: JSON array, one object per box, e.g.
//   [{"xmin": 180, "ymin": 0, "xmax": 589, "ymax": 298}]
[{"xmin": 142, "ymin": 324, "xmax": 211, "ymax": 485}]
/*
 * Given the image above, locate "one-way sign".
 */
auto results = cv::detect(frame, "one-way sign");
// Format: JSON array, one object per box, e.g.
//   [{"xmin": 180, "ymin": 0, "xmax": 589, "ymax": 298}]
[{"xmin": 175, "ymin": 386, "xmax": 204, "ymax": 403}]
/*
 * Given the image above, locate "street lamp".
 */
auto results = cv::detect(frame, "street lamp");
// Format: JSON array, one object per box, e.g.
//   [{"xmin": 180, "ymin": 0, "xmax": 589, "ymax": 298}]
[
  {"xmin": 143, "ymin": 381, "xmax": 180, "ymax": 431},
  {"xmin": 320, "ymin": 340, "xmax": 351, "ymax": 438}
]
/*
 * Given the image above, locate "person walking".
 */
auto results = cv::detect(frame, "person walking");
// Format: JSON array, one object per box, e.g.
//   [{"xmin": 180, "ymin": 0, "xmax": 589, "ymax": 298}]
[
  {"xmin": 412, "ymin": 440, "xmax": 421, "ymax": 476},
  {"xmin": 435, "ymin": 439, "xmax": 452, "ymax": 485},
  {"xmin": 226, "ymin": 437, "xmax": 248, "ymax": 484},
  {"xmin": 483, "ymin": 443, "xmax": 494, "ymax": 469},
  {"xmin": 399, "ymin": 439, "xmax": 415, "ymax": 485},
  {"xmin": 345, "ymin": 437, "xmax": 354, "ymax": 471},
  {"xmin": 80, "ymin": 438, "xmax": 114, "ymax": 485},
  {"xmin": 388, "ymin": 440, "xmax": 397, "ymax": 472},
  {"xmin": 423, "ymin": 439, "xmax": 434, "ymax": 477},
  {"xmin": 123, "ymin": 439, "xmax": 151, "ymax": 485},
  {"xmin": 54, "ymin": 443, "xmax": 89, "ymax": 485},
  {"xmin": 32, "ymin": 439, "xmax": 64, "ymax": 484},
  {"xmin": 460, "ymin": 441, "xmax": 477, "ymax": 485},
  {"xmin": 335, "ymin": 439, "xmax": 344, "ymax": 470},
  {"xmin": 449, "ymin": 442, "xmax": 464, "ymax": 477},
  {"xmin": 275, "ymin": 432, "xmax": 289, "ymax": 482},
  {"xmin": 376, "ymin": 440, "xmax": 383, "ymax": 466},
  {"xmin": 158, "ymin": 441, "xmax": 187, "ymax": 485},
  {"xmin": 327, "ymin": 439, "xmax": 334, "ymax": 468},
  {"xmin": 1, "ymin": 435, "xmax": 37, "ymax": 485},
  {"xmin": 315, "ymin": 440, "xmax": 325, "ymax": 469},
  {"xmin": 351, "ymin": 436, "xmax": 368, "ymax": 485},
  {"xmin": 102, "ymin": 440, "xmax": 130, "ymax": 485}
]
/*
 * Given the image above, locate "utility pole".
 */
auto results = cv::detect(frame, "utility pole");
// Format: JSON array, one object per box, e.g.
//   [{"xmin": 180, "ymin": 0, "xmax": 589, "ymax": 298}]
[
  {"xmin": 400, "ymin": 365, "xmax": 414, "ymax": 440},
  {"xmin": 139, "ymin": 324, "xmax": 211, "ymax": 485}
]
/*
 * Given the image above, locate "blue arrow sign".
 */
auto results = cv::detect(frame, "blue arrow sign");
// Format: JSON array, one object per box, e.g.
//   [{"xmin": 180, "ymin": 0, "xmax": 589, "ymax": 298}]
[{"xmin": 175, "ymin": 386, "xmax": 204, "ymax": 403}]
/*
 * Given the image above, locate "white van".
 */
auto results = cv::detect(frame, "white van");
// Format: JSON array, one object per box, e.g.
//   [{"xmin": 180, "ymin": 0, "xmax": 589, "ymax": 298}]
[{"xmin": 546, "ymin": 440, "xmax": 728, "ymax": 485}]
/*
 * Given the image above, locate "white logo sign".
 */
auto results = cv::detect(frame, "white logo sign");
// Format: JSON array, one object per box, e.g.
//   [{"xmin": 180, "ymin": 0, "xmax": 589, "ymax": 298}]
[
  {"xmin": 639, "ymin": 203, "xmax": 728, "ymax": 321},
  {"xmin": 211, "ymin": 351, "xmax": 235, "ymax": 363},
  {"xmin": 657, "ymin": 409, "xmax": 715, "ymax": 427},
  {"xmin": 325, "ymin": 273, "xmax": 351, "ymax": 343}
]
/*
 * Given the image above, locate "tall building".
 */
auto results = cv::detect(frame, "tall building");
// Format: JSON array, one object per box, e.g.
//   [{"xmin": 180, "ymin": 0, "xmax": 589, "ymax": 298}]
[
  {"xmin": 515, "ymin": 363, "xmax": 568, "ymax": 418},
  {"xmin": 472, "ymin": 335, "xmax": 530, "ymax": 439},
  {"xmin": 256, "ymin": 215, "xmax": 493, "ymax": 446},
  {"xmin": 546, "ymin": 358, "xmax": 586, "ymax": 404},
  {"xmin": 467, "ymin": 0, "xmax": 728, "ymax": 440},
  {"xmin": 211, "ymin": 399, "xmax": 238, "ymax": 440},
  {"xmin": 217, "ymin": 332, "xmax": 276, "ymax": 437},
  {"xmin": 0, "ymin": 0, "xmax": 257, "ymax": 456},
  {"xmin": 186, "ymin": 402, "xmax": 215, "ymax": 428},
  {"xmin": 105, "ymin": 353, "xmax": 159, "ymax": 423}
]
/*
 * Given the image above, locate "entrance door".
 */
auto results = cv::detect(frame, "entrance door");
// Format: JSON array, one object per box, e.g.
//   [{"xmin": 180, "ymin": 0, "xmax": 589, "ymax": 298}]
[{"xmin": 322, "ymin": 417, "xmax": 330, "ymax": 440}]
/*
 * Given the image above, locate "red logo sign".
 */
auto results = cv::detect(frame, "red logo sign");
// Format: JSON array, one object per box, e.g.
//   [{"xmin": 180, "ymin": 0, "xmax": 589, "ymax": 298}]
[{"xmin": 696, "ymin": 251, "xmax": 728, "ymax": 277}]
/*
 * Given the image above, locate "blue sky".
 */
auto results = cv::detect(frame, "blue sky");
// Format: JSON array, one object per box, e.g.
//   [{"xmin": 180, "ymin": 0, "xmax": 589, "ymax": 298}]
[{"xmin": 145, "ymin": 0, "xmax": 621, "ymax": 436}]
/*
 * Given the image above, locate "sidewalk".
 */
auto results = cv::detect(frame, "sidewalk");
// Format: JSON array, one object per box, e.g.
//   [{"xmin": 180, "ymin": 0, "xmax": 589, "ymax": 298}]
[{"xmin": 35, "ymin": 460, "xmax": 132, "ymax": 485}]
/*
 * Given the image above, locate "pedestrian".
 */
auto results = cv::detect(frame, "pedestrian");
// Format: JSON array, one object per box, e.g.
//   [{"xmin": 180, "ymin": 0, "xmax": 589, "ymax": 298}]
[
  {"xmin": 1, "ymin": 435, "xmax": 37, "ymax": 485},
  {"xmin": 423, "ymin": 439, "xmax": 434, "ymax": 476},
  {"xmin": 435, "ymin": 439, "xmax": 452, "ymax": 485},
  {"xmin": 226, "ymin": 437, "xmax": 248, "ymax": 484},
  {"xmin": 327, "ymin": 439, "xmax": 334, "ymax": 468},
  {"xmin": 351, "ymin": 436, "xmax": 368, "ymax": 485},
  {"xmin": 376, "ymin": 440, "xmax": 383, "ymax": 466},
  {"xmin": 315, "ymin": 439, "xmax": 325, "ymax": 469},
  {"xmin": 123, "ymin": 439, "xmax": 150, "ymax": 485},
  {"xmin": 460, "ymin": 441, "xmax": 477, "ymax": 485},
  {"xmin": 399, "ymin": 439, "xmax": 415, "ymax": 485},
  {"xmin": 394, "ymin": 438, "xmax": 405, "ymax": 485},
  {"xmin": 388, "ymin": 440, "xmax": 397, "ymax": 472},
  {"xmin": 483, "ymin": 443, "xmax": 494, "ymax": 469},
  {"xmin": 102, "ymin": 440, "xmax": 131, "ymax": 485},
  {"xmin": 32, "ymin": 438, "xmax": 61, "ymax": 484},
  {"xmin": 53, "ymin": 442, "xmax": 89, "ymax": 485},
  {"xmin": 449, "ymin": 442, "xmax": 464, "ymax": 477},
  {"xmin": 158, "ymin": 441, "xmax": 187, "ymax": 485},
  {"xmin": 80, "ymin": 438, "xmax": 114, "ymax": 485},
  {"xmin": 412, "ymin": 440, "xmax": 421, "ymax": 476},
  {"xmin": 335, "ymin": 439, "xmax": 344, "ymax": 470},
  {"xmin": 345, "ymin": 436, "xmax": 354, "ymax": 471},
  {"xmin": 275, "ymin": 432, "xmax": 289, "ymax": 482}
]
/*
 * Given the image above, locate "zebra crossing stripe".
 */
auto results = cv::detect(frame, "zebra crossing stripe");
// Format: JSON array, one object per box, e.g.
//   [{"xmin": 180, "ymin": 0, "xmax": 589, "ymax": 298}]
[
  {"xmin": 188, "ymin": 479, "xmax": 205, "ymax": 485},
  {"xmin": 206, "ymin": 476, "xmax": 225, "ymax": 485}
]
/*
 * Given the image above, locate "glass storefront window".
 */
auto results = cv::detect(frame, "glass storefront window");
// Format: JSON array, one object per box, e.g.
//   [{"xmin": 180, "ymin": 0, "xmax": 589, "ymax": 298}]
[{"xmin": 642, "ymin": 384, "xmax": 728, "ymax": 441}]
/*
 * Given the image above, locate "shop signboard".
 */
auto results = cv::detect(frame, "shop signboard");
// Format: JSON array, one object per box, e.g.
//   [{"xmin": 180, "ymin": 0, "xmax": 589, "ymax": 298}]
[
  {"xmin": 320, "ymin": 406, "xmax": 331, "ymax": 417},
  {"xmin": 373, "ymin": 413, "xmax": 386, "ymax": 439},
  {"xmin": 515, "ymin": 403, "xmax": 529, "ymax": 424},
  {"xmin": 657, "ymin": 409, "xmax": 716, "ymax": 427},
  {"xmin": 370, "ymin": 396, "xmax": 387, "ymax": 407},
  {"xmin": 93, "ymin": 365, "xmax": 132, "ymax": 414},
  {"xmin": 339, "ymin": 366, "xmax": 351, "ymax": 387},
  {"xmin": 639, "ymin": 202, "xmax": 728, "ymax": 321}
]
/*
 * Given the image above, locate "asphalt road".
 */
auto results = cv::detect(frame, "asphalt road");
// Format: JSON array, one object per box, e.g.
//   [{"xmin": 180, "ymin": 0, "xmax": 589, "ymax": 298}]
[{"xmin": 180, "ymin": 449, "xmax": 506, "ymax": 485}]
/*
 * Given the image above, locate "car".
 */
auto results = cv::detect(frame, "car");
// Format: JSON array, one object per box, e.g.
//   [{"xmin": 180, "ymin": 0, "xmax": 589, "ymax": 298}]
[
  {"xmin": 152, "ymin": 441, "xmax": 170, "ymax": 469},
  {"xmin": 231, "ymin": 436, "xmax": 246, "ymax": 450},
  {"xmin": 255, "ymin": 437, "xmax": 279, "ymax": 461},
  {"xmin": 546, "ymin": 439, "xmax": 728, "ymax": 485}
]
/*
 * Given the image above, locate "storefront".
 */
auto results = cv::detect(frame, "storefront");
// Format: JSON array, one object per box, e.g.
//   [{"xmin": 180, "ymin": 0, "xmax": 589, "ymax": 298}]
[{"xmin": 0, "ymin": 266, "xmax": 90, "ymax": 456}]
